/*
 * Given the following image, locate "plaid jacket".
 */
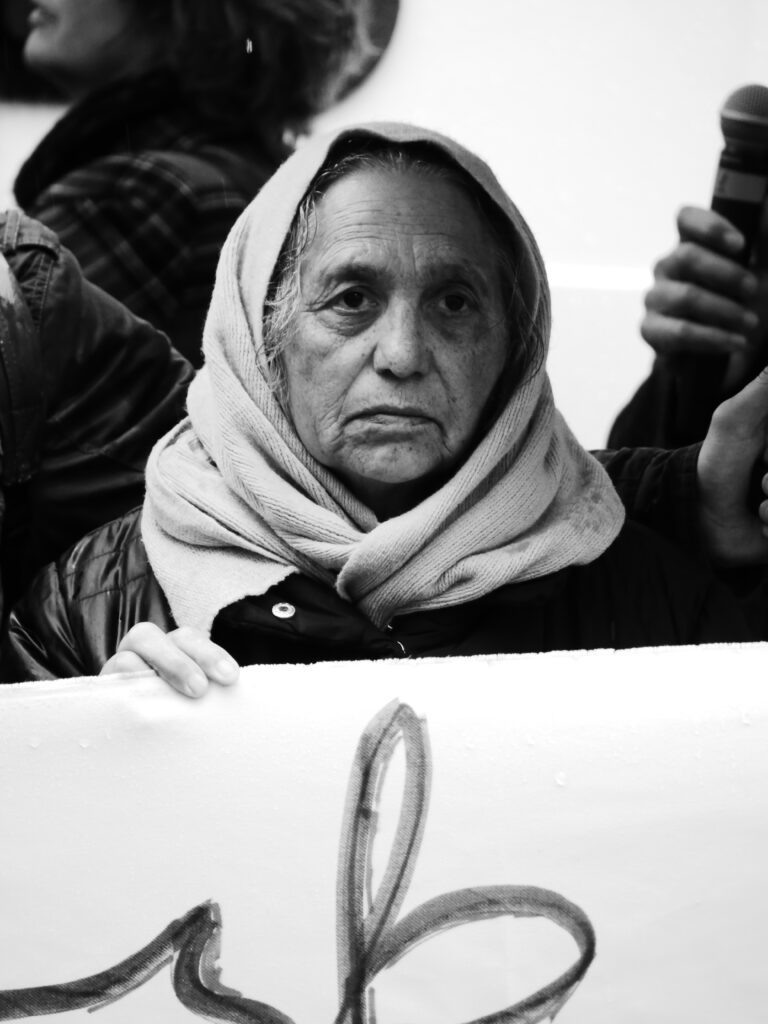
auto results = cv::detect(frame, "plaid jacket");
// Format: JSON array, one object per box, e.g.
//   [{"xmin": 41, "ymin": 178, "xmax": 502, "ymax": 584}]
[{"xmin": 16, "ymin": 73, "xmax": 277, "ymax": 365}]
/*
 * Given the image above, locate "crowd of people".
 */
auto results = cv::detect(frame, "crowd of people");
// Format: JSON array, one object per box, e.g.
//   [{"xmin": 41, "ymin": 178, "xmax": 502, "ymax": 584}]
[{"xmin": 1, "ymin": 0, "xmax": 768, "ymax": 692}]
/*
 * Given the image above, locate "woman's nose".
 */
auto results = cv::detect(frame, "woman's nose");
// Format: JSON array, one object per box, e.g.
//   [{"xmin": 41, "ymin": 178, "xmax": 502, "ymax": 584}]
[{"xmin": 371, "ymin": 302, "xmax": 430, "ymax": 378}]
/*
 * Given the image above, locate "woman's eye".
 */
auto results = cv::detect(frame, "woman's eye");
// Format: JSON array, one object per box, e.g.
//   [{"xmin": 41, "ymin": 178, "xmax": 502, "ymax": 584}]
[
  {"xmin": 334, "ymin": 288, "xmax": 370, "ymax": 311},
  {"xmin": 441, "ymin": 292, "xmax": 472, "ymax": 313}
]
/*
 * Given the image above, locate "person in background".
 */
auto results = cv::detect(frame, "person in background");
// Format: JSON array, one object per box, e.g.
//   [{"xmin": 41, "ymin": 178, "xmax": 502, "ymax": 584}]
[
  {"xmin": 0, "ymin": 0, "xmax": 57, "ymax": 98},
  {"xmin": 0, "ymin": 210, "xmax": 192, "ymax": 619},
  {"xmin": 10, "ymin": 0, "xmax": 379, "ymax": 364},
  {"xmin": 3, "ymin": 123, "xmax": 761, "ymax": 686},
  {"xmin": 608, "ymin": 204, "xmax": 768, "ymax": 448}
]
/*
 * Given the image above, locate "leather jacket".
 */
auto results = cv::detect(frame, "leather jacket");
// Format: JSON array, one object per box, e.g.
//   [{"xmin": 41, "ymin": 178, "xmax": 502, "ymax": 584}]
[
  {"xmin": 0, "ymin": 210, "xmax": 193, "ymax": 614},
  {"xmin": 2, "ymin": 507, "xmax": 752, "ymax": 682}
]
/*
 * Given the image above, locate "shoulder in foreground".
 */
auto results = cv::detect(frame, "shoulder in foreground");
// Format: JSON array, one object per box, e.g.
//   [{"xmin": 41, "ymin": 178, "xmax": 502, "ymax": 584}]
[
  {"xmin": 2, "ymin": 508, "xmax": 169, "ymax": 682},
  {"xmin": 55, "ymin": 507, "xmax": 151, "ymax": 598}
]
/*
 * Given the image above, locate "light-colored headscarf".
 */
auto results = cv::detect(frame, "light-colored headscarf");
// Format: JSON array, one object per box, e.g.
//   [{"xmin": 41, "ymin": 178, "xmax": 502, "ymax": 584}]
[{"xmin": 142, "ymin": 122, "xmax": 625, "ymax": 633}]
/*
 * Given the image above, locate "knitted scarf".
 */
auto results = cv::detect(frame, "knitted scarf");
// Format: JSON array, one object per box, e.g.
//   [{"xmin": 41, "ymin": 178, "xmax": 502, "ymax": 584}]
[{"xmin": 142, "ymin": 123, "xmax": 625, "ymax": 633}]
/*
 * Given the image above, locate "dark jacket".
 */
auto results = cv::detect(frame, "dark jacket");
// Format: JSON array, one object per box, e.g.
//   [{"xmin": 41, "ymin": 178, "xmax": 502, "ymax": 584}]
[
  {"xmin": 607, "ymin": 365, "xmax": 768, "ymax": 632},
  {"xmin": 14, "ymin": 70, "xmax": 277, "ymax": 364},
  {"xmin": 2, "ymin": 505, "xmax": 752, "ymax": 682},
  {"xmin": 608, "ymin": 352, "xmax": 758, "ymax": 449},
  {"xmin": 0, "ymin": 210, "xmax": 193, "ymax": 613}
]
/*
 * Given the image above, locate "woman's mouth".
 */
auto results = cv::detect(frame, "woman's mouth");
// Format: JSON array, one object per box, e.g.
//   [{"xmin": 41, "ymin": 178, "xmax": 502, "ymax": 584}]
[{"xmin": 352, "ymin": 407, "xmax": 434, "ymax": 423}]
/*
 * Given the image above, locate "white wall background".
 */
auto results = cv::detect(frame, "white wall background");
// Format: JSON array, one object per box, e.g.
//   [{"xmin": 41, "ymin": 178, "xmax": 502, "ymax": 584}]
[{"xmin": 4, "ymin": 1, "xmax": 768, "ymax": 445}]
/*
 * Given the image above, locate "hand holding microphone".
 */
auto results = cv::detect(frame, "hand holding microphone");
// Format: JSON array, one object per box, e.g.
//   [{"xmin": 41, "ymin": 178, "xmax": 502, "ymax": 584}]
[{"xmin": 642, "ymin": 84, "xmax": 768, "ymax": 382}]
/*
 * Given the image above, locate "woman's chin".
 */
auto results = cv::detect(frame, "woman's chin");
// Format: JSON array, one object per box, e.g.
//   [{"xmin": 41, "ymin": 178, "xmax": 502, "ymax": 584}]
[
  {"xmin": 22, "ymin": 34, "xmax": 49, "ymax": 70},
  {"xmin": 346, "ymin": 452, "xmax": 448, "ymax": 488},
  {"xmin": 338, "ymin": 455, "xmax": 456, "ymax": 518},
  {"xmin": 23, "ymin": 38, "xmax": 66, "ymax": 86}
]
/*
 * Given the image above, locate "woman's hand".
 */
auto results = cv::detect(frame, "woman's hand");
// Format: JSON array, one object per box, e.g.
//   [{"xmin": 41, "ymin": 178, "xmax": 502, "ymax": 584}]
[
  {"xmin": 697, "ymin": 365, "xmax": 768, "ymax": 565},
  {"xmin": 642, "ymin": 206, "xmax": 767, "ymax": 360},
  {"xmin": 100, "ymin": 623, "xmax": 240, "ymax": 698}
]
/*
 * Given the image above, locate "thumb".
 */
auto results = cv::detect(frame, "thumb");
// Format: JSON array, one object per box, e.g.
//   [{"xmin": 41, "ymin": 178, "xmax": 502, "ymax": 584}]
[{"xmin": 710, "ymin": 364, "xmax": 768, "ymax": 443}]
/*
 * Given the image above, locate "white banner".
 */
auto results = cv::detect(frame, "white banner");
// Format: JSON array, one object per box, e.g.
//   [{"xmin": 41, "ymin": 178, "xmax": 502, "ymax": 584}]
[{"xmin": 0, "ymin": 644, "xmax": 766, "ymax": 1022}]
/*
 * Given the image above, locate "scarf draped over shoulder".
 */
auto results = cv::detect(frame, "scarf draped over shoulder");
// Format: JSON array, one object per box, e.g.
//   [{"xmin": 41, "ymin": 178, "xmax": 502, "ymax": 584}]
[{"xmin": 142, "ymin": 122, "xmax": 625, "ymax": 633}]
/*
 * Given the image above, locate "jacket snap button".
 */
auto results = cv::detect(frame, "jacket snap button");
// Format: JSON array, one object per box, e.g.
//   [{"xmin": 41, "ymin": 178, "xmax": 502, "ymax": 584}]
[{"xmin": 272, "ymin": 602, "xmax": 295, "ymax": 619}]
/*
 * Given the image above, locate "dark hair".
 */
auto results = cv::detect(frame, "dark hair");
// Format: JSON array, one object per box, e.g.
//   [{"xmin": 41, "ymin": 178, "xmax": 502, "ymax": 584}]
[
  {"xmin": 263, "ymin": 136, "xmax": 546, "ymax": 397},
  {"xmin": 138, "ymin": 0, "xmax": 368, "ymax": 157}
]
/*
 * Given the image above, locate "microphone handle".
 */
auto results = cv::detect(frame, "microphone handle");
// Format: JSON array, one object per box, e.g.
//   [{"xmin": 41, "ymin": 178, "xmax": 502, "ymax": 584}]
[
  {"xmin": 668, "ymin": 145, "xmax": 768, "ymax": 444},
  {"xmin": 711, "ymin": 144, "xmax": 768, "ymax": 254}
]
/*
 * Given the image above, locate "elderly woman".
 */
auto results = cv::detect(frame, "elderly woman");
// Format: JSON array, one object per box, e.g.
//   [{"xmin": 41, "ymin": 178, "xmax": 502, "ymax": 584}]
[{"xmin": 2, "ymin": 123, "xmax": 755, "ymax": 685}]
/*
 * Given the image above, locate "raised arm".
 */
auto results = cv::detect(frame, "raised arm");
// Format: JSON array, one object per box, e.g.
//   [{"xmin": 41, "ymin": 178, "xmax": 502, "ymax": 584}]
[{"xmin": 609, "ymin": 204, "xmax": 768, "ymax": 448}]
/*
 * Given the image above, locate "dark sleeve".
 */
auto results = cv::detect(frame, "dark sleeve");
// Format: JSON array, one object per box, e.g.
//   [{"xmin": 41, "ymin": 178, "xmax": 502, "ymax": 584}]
[
  {"xmin": 26, "ymin": 154, "xmax": 250, "ymax": 364},
  {"xmin": 0, "ymin": 211, "xmax": 193, "ymax": 608},
  {"xmin": 595, "ymin": 444, "xmax": 702, "ymax": 555},
  {"xmin": 608, "ymin": 353, "xmax": 734, "ymax": 448},
  {"xmin": 1, "ymin": 561, "xmax": 88, "ymax": 682},
  {"xmin": 597, "ymin": 446, "xmax": 768, "ymax": 639},
  {"xmin": 686, "ymin": 574, "xmax": 758, "ymax": 644},
  {"xmin": 1, "ymin": 508, "xmax": 174, "ymax": 682}
]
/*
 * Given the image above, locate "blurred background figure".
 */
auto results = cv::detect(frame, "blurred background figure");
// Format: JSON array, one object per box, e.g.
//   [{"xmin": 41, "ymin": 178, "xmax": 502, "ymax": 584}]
[
  {"xmin": 3, "ymin": 0, "xmax": 398, "ymax": 364},
  {"xmin": 0, "ymin": 0, "xmax": 57, "ymax": 98}
]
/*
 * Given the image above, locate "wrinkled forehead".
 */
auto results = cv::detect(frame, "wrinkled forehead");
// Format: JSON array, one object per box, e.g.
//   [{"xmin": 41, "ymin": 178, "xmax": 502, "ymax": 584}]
[
  {"xmin": 298, "ymin": 165, "xmax": 512, "ymax": 301},
  {"xmin": 233, "ymin": 126, "xmax": 546, "ymax": 325}
]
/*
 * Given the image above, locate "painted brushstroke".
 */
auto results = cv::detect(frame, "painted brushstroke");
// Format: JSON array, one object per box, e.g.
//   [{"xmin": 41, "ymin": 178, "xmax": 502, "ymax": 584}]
[
  {"xmin": 334, "ymin": 701, "xmax": 595, "ymax": 1024},
  {"xmin": 0, "ymin": 901, "xmax": 291, "ymax": 1022},
  {"xmin": 0, "ymin": 701, "xmax": 595, "ymax": 1021}
]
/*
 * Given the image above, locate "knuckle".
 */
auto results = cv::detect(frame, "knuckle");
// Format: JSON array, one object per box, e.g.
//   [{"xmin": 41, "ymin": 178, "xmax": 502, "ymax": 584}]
[
  {"xmin": 644, "ymin": 282, "xmax": 674, "ymax": 314},
  {"xmin": 169, "ymin": 626, "xmax": 220, "ymax": 666},
  {"xmin": 709, "ymin": 402, "xmax": 735, "ymax": 432},
  {"xmin": 640, "ymin": 314, "xmax": 660, "ymax": 343},
  {"xmin": 670, "ymin": 318, "xmax": 697, "ymax": 343},
  {"xmin": 676, "ymin": 204, "xmax": 698, "ymax": 228},
  {"xmin": 677, "ymin": 205, "xmax": 718, "ymax": 243},
  {"xmin": 136, "ymin": 621, "xmax": 160, "ymax": 639},
  {"xmin": 165, "ymin": 648, "xmax": 193, "ymax": 675},
  {"xmin": 118, "ymin": 621, "xmax": 158, "ymax": 649},
  {"xmin": 101, "ymin": 651, "xmax": 144, "ymax": 676},
  {"xmin": 639, "ymin": 313, "xmax": 674, "ymax": 353},
  {"xmin": 109, "ymin": 652, "xmax": 134, "ymax": 669},
  {"xmin": 651, "ymin": 255, "xmax": 674, "ymax": 280},
  {"xmin": 170, "ymin": 625, "xmax": 197, "ymax": 645},
  {"xmin": 676, "ymin": 240, "xmax": 699, "ymax": 266},
  {"xmin": 100, "ymin": 655, "xmax": 120, "ymax": 676}
]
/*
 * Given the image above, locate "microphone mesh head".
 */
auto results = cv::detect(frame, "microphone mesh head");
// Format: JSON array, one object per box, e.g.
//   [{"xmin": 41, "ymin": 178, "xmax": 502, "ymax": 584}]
[{"xmin": 721, "ymin": 84, "xmax": 768, "ymax": 146}]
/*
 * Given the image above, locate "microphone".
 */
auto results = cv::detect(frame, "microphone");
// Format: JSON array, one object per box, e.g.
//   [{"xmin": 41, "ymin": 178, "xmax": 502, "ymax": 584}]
[
  {"xmin": 670, "ymin": 85, "xmax": 768, "ymax": 444},
  {"xmin": 712, "ymin": 83, "xmax": 768, "ymax": 263},
  {"xmin": 711, "ymin": 86, "xmax": 768, "ymax": 510}
]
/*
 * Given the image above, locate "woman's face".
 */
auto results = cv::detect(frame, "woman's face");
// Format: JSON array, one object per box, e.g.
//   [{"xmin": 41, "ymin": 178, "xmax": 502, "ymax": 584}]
[
  {"xmin": 24, "ymin": 0, "xmax": 155, "ymax": 96},
  {"xmin": 281, "ymin": 166, "xmax": 511, "ymax": 518}
]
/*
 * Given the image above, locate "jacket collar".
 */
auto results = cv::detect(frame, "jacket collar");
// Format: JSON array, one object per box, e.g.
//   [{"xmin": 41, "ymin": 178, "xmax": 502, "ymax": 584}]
[
  {"xmin": 15, "ymin": 69, "xmax": 231, "ymax": 207},
  {"xmin": 214, "ymin": 569, "xmax": 573, "ymax": 654}
]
